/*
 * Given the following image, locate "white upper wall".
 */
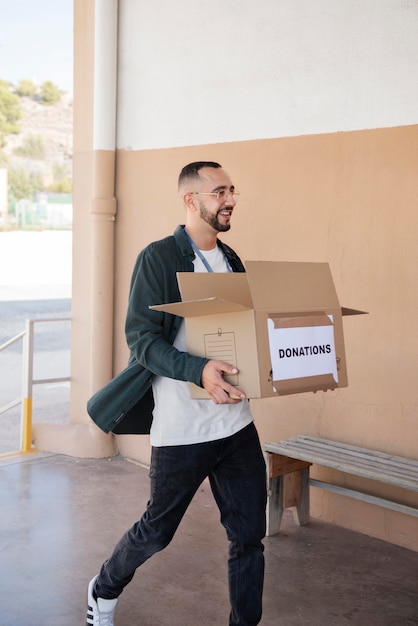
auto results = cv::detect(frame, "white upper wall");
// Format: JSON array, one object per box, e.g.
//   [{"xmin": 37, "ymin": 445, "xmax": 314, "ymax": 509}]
[{"xmin": 111, "ymin": 0, "xmax": 418, "ymax": 151}]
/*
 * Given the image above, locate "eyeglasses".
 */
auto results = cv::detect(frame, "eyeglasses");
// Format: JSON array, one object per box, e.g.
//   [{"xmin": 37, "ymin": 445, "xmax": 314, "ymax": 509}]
[{"xmin": 190, "ymin": 190, "xmax": 240, "ymax": 202}]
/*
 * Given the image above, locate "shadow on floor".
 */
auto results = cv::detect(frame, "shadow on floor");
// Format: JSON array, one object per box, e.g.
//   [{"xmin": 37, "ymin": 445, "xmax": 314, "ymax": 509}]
[{"xmin": 1, "ymin": 453, "xmax": 417, "ymax": 626}]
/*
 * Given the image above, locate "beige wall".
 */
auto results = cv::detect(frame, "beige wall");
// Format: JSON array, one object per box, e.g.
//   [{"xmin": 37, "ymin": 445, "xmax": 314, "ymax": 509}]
[{"xmin": 112, "ymin": 127, "xmax": 418, "ymax": 550}]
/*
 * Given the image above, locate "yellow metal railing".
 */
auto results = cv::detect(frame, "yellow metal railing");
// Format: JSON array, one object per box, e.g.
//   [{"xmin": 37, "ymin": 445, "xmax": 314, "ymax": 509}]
[{"xmin": 0, "ymin": 317, "xmax": 71, "ymax": 454}]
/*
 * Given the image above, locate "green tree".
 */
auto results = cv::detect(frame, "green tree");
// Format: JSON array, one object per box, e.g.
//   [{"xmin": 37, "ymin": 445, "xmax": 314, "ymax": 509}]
[
  {"xmin": 0, "ymin": 80, "xmax": 22, "ymax": 145},
  {"xmin": 39, "ymin": 80, "xmax": 61, "ymax": 105},
  {"xmin": 48, "ymin": 162, "xmax": 72, "ymax": 193},
  {"xmin": 15, "ymin": 79, "xmax": 38, "ymax": 98},
  {"xmin": 14, "ymin": 134, "xmax": 46, "ymax": 159},
  {"xmin": 8, "ymin": 167, "xmax": 42, "ymax": 201}
]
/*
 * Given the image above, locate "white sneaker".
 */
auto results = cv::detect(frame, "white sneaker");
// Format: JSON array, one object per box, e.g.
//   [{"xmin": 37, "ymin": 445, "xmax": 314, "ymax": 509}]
[{"xmin": 87, "ymin": 575, "xmax": 118, "ymax": 626}]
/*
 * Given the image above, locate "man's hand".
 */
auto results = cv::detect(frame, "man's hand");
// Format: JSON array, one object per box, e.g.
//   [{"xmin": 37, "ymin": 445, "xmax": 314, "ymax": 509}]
[{"xmin": 201, "ymin": 360, "xmax": 246, "ymax": 404}]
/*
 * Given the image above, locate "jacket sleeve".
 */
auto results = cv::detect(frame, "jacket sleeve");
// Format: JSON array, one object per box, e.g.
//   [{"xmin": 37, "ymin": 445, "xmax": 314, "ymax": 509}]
[{"xmin": 125, "ymin": 243, "xmax": 208, "ymax": 387}]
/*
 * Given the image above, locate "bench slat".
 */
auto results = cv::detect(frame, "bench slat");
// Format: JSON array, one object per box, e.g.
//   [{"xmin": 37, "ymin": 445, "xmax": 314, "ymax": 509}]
[
  {"xmin": 264, "ymin": 446, "xmax": 418, "ymax": 489},
  {"xmin": 267, "ymin": 436, "xmax": 418, "ymax": 471},
  {"xmin": 264, "ymin": 436, "xmax": 418, "ymax": 470},
  {"xmin": 264, "ymin": 437, "xmax": 418, "ymax": 492},
  {"xmin": 278, "ymin": 437, "xmax": 418, "ymax": 482},
  {"xmin": 297, "ymin": 436, "xmax": 418, "ymax": 470}
]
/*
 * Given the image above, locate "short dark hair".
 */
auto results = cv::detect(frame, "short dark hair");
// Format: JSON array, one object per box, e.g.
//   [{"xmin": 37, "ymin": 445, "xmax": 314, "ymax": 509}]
[{"xmin": 178, "ymin": 161, "xmax": 222, "ymax": 190}]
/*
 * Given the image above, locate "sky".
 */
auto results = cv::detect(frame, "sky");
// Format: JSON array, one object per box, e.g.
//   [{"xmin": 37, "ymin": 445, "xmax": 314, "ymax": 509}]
[{"xmin": 0, "ymin": 0, "xmax": 73, "ymax": 95}]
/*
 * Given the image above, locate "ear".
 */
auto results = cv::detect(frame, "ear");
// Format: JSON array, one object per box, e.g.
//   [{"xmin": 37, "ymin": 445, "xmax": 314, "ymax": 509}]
[{"xmin": 183, "ymin": 192, "xmax": 197, "ymax": 212}]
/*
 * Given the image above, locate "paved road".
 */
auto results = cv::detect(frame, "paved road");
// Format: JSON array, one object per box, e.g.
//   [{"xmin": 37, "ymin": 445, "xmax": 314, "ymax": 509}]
[
  {"xmin": 0, "ymin": 230, "xmax": 72, "ymax": 301},
  {"xmin": 0, "ymin": 231, "xmax": 72, "ymax": 453}
]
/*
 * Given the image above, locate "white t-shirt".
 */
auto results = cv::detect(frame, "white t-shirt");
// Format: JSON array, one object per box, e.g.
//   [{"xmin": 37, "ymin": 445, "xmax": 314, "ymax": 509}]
[{"xmin": 150, "ymin": 244, "xmax": 253, "ymax": 447}]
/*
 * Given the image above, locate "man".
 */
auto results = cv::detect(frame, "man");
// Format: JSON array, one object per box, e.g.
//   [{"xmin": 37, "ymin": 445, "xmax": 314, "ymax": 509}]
[{"xmin": 87, "ymin": 162, "xmax": 267, "ymax": 626}]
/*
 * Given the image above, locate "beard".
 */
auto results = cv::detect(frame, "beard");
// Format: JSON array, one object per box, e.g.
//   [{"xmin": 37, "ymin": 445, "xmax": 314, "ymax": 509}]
[{"xmin": 199, "ymin": 203, "xmax": 231, "ymax": 233}]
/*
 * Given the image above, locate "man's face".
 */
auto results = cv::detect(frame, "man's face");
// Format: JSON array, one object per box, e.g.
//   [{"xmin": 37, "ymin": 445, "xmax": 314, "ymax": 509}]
[{"xmin": 194, "ymin": 167, "xmax": 238, "ymax": 233}]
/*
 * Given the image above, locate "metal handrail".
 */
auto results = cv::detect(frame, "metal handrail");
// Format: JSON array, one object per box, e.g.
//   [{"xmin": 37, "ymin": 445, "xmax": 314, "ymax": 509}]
[
  {"xmin": 0, "ymin": 331, "xmax": 26, "ymax": 417},
  {"xmin": 1, "ymin": 317, "xmax": 71, "ymax": 453},
  {"xmin": 0, "ymin": 331, "xmax": 26, "ymax": 352},
  {"xmin": 0, "ymin": 398, "xmax": 21, "ymax": 417}
]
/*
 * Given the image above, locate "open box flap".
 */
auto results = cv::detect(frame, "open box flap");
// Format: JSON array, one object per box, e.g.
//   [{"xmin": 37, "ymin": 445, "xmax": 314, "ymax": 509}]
[
  {"xmin": 272, "ymin": 374, "xmax": 338, "ymax": 395},
  {"xmin": 176, "ymin": 272, "xmax": 253, "ymax": 307},
  {"xmin": 151, "ymin": 264, "xmax": 368, "ymax": 319},
  {"xmin": 150, "ymin": 297, "xmax": 251, "ymax": 317},
  {"xmin": 244, "ymin": 260, "xmax": 340, "ymax": 311},
  {"xmin": 341, "ymin": 307, "xmax": 368, "ymax": 316}
]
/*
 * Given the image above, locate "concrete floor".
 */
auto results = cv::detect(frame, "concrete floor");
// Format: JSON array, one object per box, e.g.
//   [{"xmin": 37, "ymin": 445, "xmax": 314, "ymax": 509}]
[{"xmin": 1, "ymin": 453, "xmax": 417, "ymax": 626}]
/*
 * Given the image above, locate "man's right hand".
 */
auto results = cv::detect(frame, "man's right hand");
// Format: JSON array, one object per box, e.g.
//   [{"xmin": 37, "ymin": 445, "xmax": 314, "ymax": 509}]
[{"xmin": 201, "ymin": 360, "xmax": 246, "ymax": 404}]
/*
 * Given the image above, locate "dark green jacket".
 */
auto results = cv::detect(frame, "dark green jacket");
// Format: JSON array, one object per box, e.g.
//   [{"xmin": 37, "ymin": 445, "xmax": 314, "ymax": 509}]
[{"xmin": 87, "ymin": 225, "xmax": 246, "ymax": 434}]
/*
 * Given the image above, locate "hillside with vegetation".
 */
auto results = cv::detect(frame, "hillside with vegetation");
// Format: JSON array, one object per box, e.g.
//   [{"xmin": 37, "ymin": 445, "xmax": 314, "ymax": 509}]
[{"xmin": 0, "ymin": 78, "xmax": 73, "ymax": 226}]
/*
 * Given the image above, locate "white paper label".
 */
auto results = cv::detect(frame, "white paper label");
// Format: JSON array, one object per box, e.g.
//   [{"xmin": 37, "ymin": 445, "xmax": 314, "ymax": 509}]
[{"xmin": 267, "ymin": 317, "xmax": 338, "ymax": 383}]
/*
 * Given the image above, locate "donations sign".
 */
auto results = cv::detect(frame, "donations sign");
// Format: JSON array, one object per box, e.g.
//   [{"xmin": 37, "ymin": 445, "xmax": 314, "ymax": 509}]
[{"xmin": 267, "ymin": 315, "xmax": 338, "ymax": 384}]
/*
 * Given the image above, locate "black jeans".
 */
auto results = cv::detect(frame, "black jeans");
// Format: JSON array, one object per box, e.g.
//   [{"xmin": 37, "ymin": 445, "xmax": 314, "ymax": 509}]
[{"xmin": 96, "ymin": 422, "xmax": 267, "ymax": 625}]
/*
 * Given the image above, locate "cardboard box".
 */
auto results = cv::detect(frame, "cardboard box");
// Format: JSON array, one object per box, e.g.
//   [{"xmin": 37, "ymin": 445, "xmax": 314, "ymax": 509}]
[{"xmin": 151, "ymin": 261, "xmax": 365, "ymax": 399}]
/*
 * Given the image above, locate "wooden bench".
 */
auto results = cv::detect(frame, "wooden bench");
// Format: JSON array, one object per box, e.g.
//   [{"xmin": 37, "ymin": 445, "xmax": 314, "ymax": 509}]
[{"xmin": 263, "ymin": 435, "xmax": 418, "ymax": 536}]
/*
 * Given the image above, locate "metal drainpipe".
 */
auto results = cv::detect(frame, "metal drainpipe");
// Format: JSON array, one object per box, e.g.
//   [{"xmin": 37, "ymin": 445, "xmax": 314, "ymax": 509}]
[{"xmin": 90, "ymin": 0, "xmax": 118, "ymax": 393}]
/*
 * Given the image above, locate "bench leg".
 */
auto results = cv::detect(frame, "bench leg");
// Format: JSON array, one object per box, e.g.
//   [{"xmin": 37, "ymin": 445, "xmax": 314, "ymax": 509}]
[
  {"xmin": 266, "ymin": 468, "xmax": 311, "ymax": 535},
  {"xmin": 292, "ymin": 467, "xmax": 310, "ymax": 526},
  {"xmin": 266, "ymin": 474, "xmax": 284, "ymax": 536},
  {"xmin": 265, "ymin": 453, "xmax": 312, "ymax": 535}
]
